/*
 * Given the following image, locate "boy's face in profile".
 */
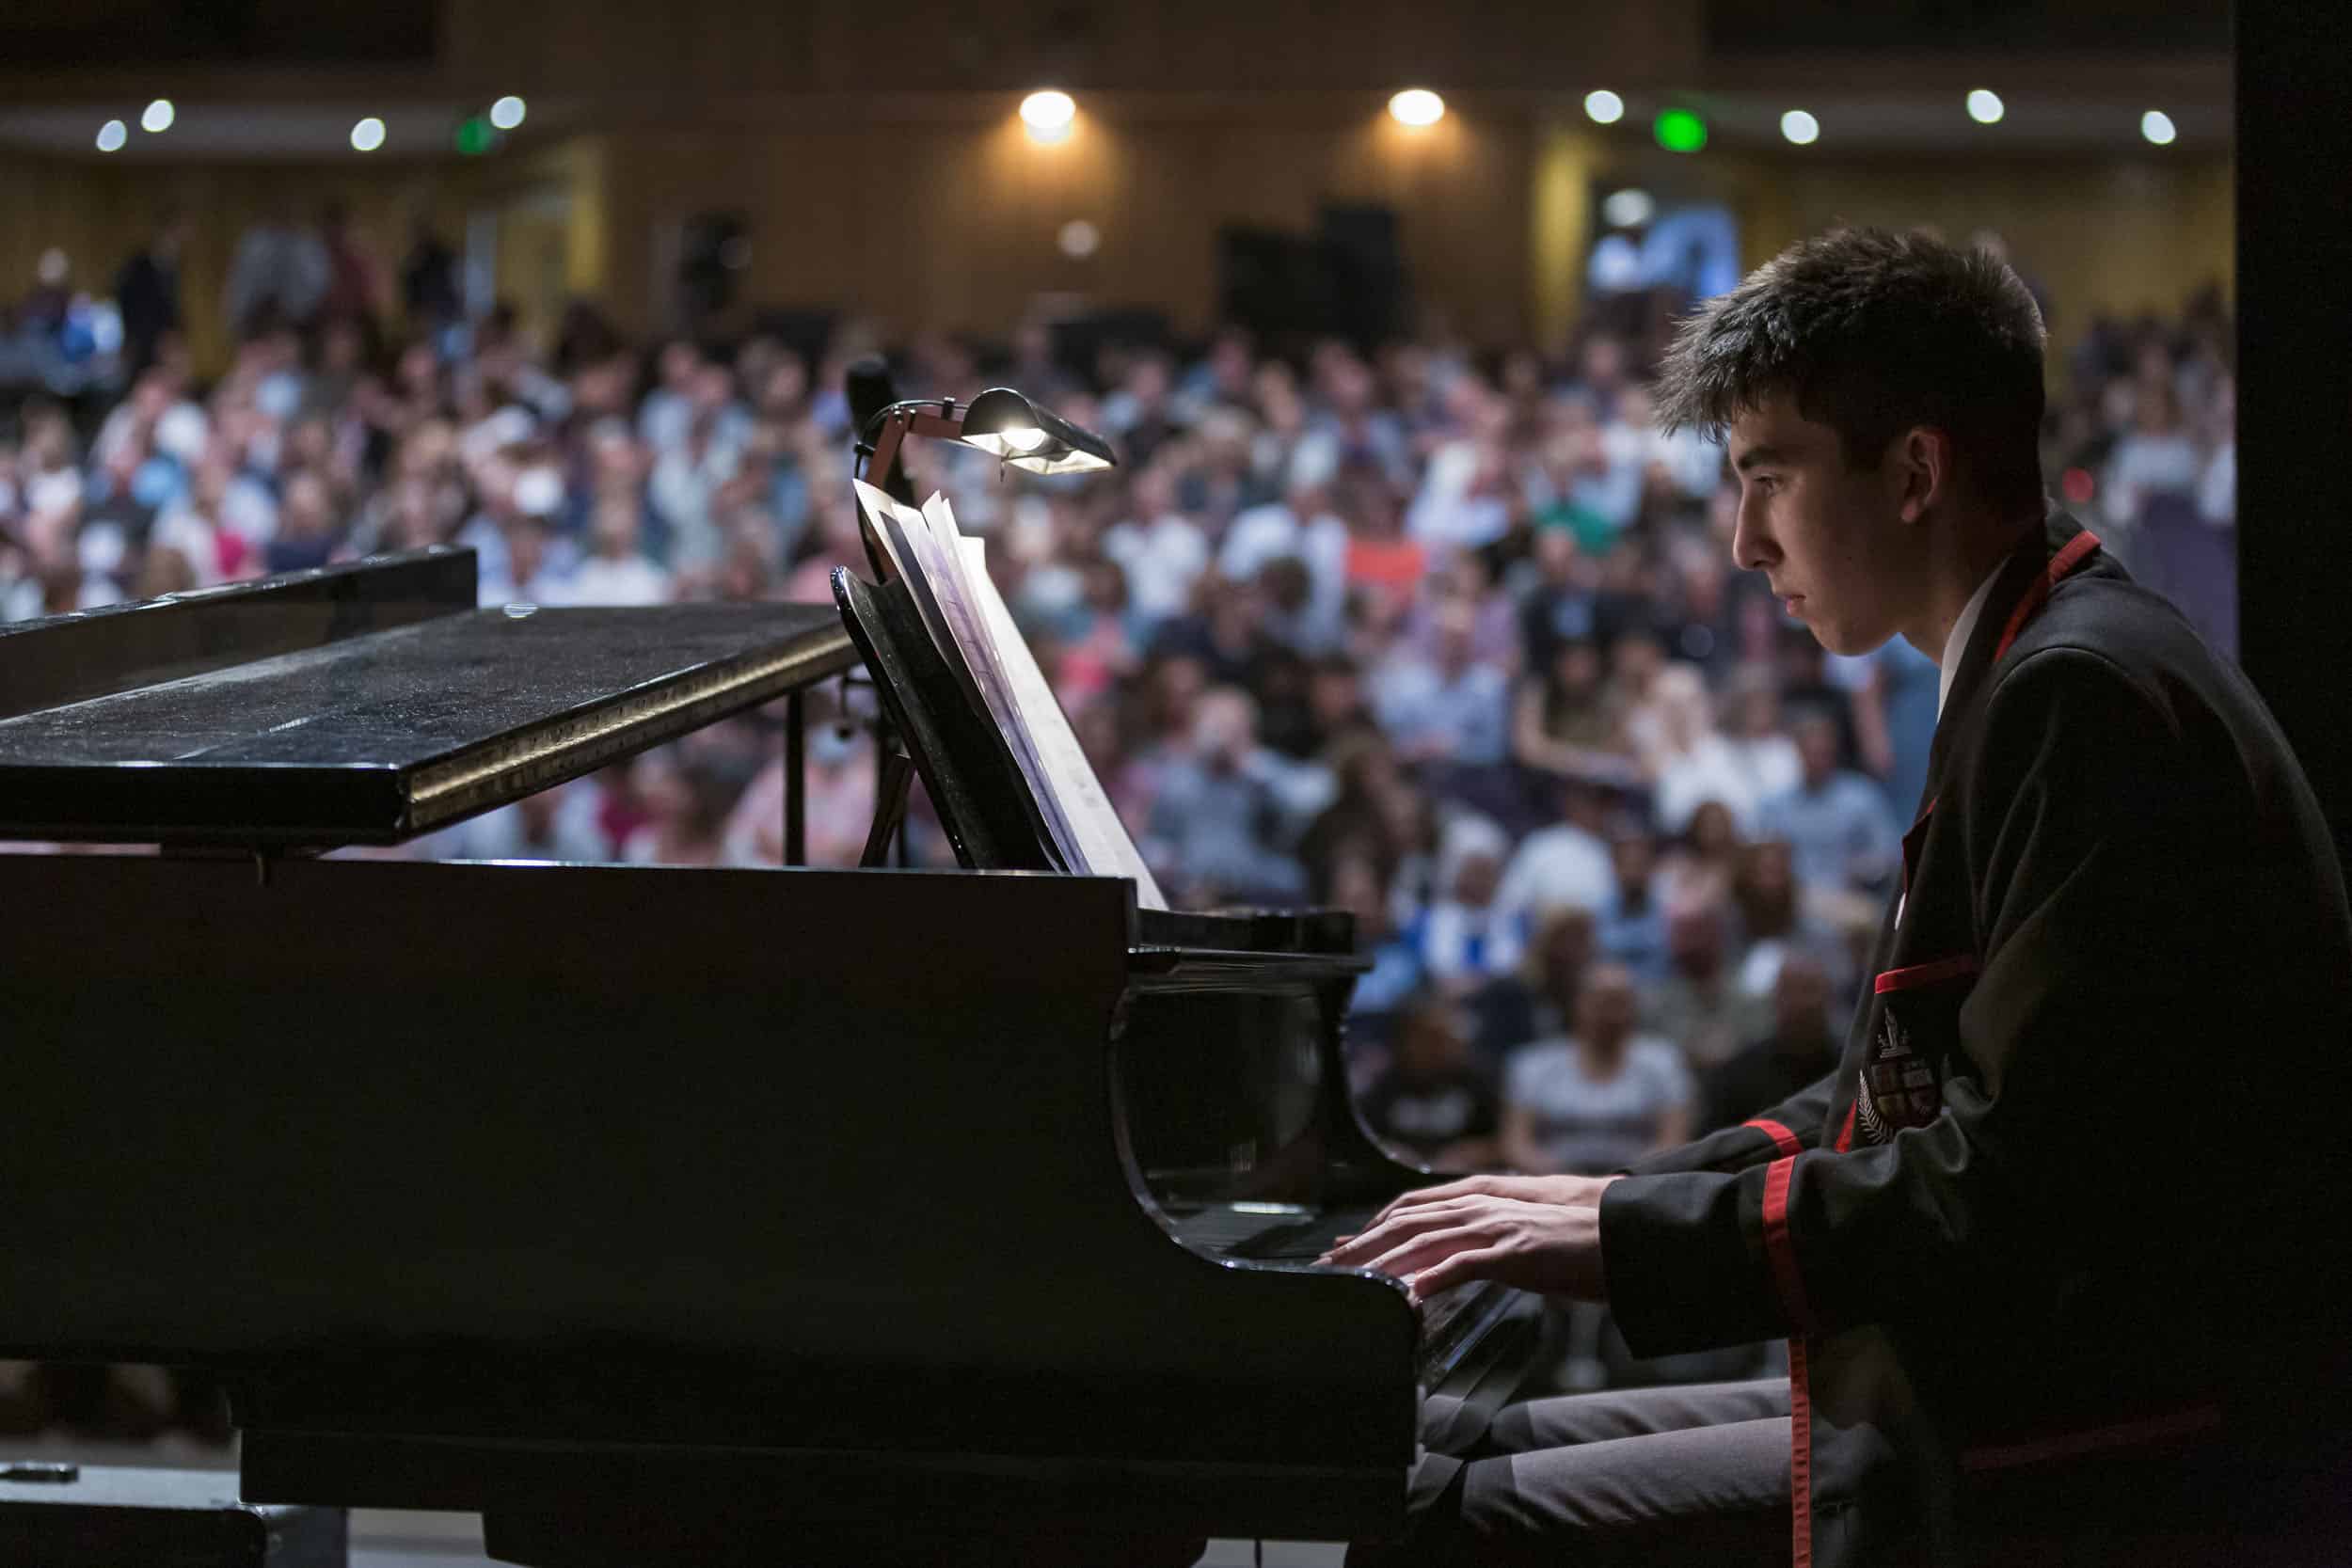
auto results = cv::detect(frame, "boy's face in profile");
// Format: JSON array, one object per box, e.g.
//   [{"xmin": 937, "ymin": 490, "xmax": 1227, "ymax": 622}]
[{"xmin": 1725, "ymin": 393, "xmax": 1922, "ymax": 658}]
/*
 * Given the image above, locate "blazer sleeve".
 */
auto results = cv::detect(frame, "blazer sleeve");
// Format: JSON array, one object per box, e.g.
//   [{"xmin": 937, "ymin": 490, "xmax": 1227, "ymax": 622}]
[
  {"xmin": 1619, "ymin": 1069, "xmax": 1841, "ymax": 1177},
  {"xmin": 1599, "ymin": 651, "xmax": 2195, "ymax": 1354}
]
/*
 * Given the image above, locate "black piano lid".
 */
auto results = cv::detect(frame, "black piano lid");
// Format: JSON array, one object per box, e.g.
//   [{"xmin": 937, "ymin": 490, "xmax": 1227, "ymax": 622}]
[{"xmin": 0, "ymin": 548, "xmax": 857, "ymax": 847}]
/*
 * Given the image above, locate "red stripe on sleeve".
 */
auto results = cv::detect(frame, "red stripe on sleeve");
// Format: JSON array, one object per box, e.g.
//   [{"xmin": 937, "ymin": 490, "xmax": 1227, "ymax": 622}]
[
  {"xmin": 1761, "ymin": 1155, "xmax": 1817, "ymax": 1333},
  {"xmin": 1742, "ymin": 1118, "xmax": 1803, "ymax": 1157},
  {"xmin": 1874, "ymin": 954, "xmax": 1982, "ymax": 993},
  {"xmin": 1834, "ymin": 1101, "xmax": 1856, "ymax": 1153}
]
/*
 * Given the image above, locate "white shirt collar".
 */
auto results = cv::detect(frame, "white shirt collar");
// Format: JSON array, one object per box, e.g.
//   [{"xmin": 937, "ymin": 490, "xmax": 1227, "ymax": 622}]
[{"xmin": 1937, "ymin": 562, "xmax": 2009, "ymax": 718}]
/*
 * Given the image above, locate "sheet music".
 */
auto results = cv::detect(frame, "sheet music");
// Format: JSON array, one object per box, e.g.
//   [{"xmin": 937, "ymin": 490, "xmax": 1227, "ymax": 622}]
[
  {"xmin": 851, "ymin": 479, "xmax": 981, "ymax": 716},
  {"xmin": 937, "ymin": 509, "xmax": 1168, "ymax": 911},
  {"xmin": 851, "ymin": 479, "xmax": 1085, "ymax": 875}
]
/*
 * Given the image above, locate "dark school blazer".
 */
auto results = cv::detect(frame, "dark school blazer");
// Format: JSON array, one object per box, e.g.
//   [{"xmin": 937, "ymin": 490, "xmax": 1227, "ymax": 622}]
[{"xmin": 1598, "ymin": 508, "xmax": 2352, "ymax": 1567}]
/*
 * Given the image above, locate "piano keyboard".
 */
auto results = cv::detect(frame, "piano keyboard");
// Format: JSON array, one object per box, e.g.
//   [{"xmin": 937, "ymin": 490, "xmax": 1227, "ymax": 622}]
[
  {"xmin": 1160, "ymin": 1201, "xmax": 1517, "ymax": 1385},
  {"xmin": 1165, "ymin": 1202, "xmax": 1375, "ymax": 1262}
]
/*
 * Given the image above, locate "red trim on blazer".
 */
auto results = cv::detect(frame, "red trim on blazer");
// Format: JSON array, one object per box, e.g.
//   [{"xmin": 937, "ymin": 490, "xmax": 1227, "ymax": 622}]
[
  {"xmin": 1788, "ymin": 1334, "xmax": 1815, "ymax": 1568},
  {"xmin": 1787, "ymin": 537, "xmax": 2106, "ymax": 1568},
  {"xmin": 1874, "ymin": 954, "xmax": 1983, "ymax": 993},
  {"xmin": 1762, "ymin": 1155, "xmax": 1815, "ymax": 1331},
  {"xmin": 1992, "ymin": 528, "xmax": 2103, "ymax": 665},
  {"xmin": 1743, "ymin": 1117, "xmax": 1803, "ymax": 1157},
  {"xmin": 1961, "ymin": 1403, "xmax": 2223, "ymax": 1472}
]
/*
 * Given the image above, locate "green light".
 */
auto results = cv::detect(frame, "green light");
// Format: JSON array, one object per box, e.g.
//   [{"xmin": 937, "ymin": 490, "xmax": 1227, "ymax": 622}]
[
  {"xmin": 455, "ymin": 117, "xmax": 493, "ymax": 156},
  {"xmin": 1653, "ymin": 108, "xmax": 1708, "ymax": 153}
]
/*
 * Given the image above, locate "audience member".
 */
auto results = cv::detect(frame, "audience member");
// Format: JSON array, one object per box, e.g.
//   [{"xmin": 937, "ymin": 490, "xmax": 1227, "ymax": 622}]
[
  {"xmin": 1756, "ymin": 710, "xmax": 1902, "ymax": 897},
  {"xmin": 1358, "ymin": 992, "xmax": 1502, "ymax": 1169},
  {"xmin": 1592, "ymin": 829, "xmax": 1671, "ymax": 982},
  {"xmin": 1643, "ymin": 900, "xmax": 1772, "ymax": 1071},
  {"xmin": 1501, "ymin": 962, "xmax": 1692, "ymax": 1175},
  {"xmin": 1698, "ymin": 952, "xmax": 1840, "ymax": 1134},
  {"xmin": 1403, "ymin": 817, "xmax": 1525, "ymax": 995},
  {"xmin": 1142, "ymin": 686, "xmax": 1311, "ymax": 905},
  {"xmin": 112, "ymin": 213, "xmax": 189, "ymax": 377},
  {"xmin": 1494, "ymin": 779, "xmax": 1615, "ymax": 922}
]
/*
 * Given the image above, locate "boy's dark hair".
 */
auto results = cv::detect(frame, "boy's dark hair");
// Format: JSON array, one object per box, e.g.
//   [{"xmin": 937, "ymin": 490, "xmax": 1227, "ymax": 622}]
[{"xmin": 1654, "ymin": 227, "xmax": 2048, "ymax": 515}]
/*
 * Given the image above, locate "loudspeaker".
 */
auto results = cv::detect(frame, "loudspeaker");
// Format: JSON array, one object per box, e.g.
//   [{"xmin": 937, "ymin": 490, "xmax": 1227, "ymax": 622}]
[{"xmin": 677, "ymin": 210, "xmax": 751, "ymax": 324}]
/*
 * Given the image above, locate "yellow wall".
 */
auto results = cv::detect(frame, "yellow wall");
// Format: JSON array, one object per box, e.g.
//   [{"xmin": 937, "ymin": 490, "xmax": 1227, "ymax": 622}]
[
  {"xmin": 1, "ymin": 157, "xmax": 453, "ymax": 373},
  {"xmin": 0, "ymin": 139, "xmax": 612, "ymax": 376},
  {"xmin": 4, "ymin": 124, "xmax": 2232, "ymax": 374},
  {"xmin": 594, "ymin": 103, "xmax": 1533, "ymax": 347},
  {"xmin": 1529, "ymin": 126, "xmax": 1601, "ymax": 354},
  {"xmin": 1742, "ymin": 153, "xmax": 2234, "ymax": 339},
  {"xmin": 1524, "ymin": 139, "xmax": 2232, "ymax": 363}
]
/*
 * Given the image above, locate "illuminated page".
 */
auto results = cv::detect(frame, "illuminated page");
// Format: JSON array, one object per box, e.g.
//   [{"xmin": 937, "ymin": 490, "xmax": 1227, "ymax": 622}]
[
  {"xmin": 937, "ymin": 509, "xmax": 1168, "ymax": 910},
  {"xmin": 851, "ymin": 479, "xmax": 1082, "ymax": 872}
]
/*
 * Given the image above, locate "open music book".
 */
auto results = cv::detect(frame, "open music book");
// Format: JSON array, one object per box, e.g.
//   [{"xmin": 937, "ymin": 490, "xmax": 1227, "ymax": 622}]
[{"xmin": 851, "ymin": 479, "xmax": 1168, "ymax": 910}]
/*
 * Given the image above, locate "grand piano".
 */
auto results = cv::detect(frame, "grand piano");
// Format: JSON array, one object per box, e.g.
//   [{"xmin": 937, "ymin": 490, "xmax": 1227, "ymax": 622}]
[{"xmin": 0, "ymin": 548, "xmax": 1536, "ymax": 1564}]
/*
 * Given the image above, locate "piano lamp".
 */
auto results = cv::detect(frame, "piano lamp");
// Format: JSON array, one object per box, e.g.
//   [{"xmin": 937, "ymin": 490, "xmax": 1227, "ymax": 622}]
[{"xmin": 855, "ymin": 386, "xmax": 1117, "ymax": 499}]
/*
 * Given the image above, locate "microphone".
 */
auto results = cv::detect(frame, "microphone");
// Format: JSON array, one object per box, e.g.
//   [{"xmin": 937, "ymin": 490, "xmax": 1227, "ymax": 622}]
[{"xmin": 845, "ymin": 355, "xmax": 914, "ymax": 506}]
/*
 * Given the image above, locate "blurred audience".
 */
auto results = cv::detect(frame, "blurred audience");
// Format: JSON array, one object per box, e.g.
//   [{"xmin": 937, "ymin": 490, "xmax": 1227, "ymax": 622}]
[{"xmin": 0, "ymin": 230, "xmax": 2235, "ymax": 1228}]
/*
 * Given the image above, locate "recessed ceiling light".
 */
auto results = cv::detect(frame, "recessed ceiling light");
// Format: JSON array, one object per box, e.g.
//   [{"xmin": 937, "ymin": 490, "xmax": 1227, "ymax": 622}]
[{"xmin": 1389, "ymin": 88, "xmax": 1445, "ymax": 128}]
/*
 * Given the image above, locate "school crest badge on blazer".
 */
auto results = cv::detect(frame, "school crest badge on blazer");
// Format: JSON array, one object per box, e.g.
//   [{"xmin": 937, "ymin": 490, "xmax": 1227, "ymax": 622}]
[{"xmin": 1856, "ymin": 1001, "xmax": 1943, "ymax": 1143}]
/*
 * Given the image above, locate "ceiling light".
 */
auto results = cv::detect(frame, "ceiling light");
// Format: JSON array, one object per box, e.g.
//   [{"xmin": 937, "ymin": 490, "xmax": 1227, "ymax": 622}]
[
  {"xmin": 351, "ymin": 118, "xmax": 386, "ymax": 152},
  {"xmin": 1021, "ymin": 90, "xmax": 1076, "ymax": 144},
  {"xmin": 96, "ymin": 119, "xmax": 128, "ymax": 153},
  {"xmin": 1781, "ymin": 108, "xmax": 1820, "ymax": 146},
  {"xmin": 1583, "ymin": 89, "xmax": 1625, "ymax": 125},
  {"xmin": 141, "ymin": 99, "xmax": 174, "ymax": 135},
  {"xmin": 1389, "ymin": 88, "xmax": 1445, "ymax": 128},
  {"xmin": 2141, "ymin": 109, "xmax": 2177, "ymax": 146},
  {"xmin": 490, "ymin": 95, "xmax": 527, "ymax": 131},
  {"xmin": 1966, "ymin": 88, "xmax": 2005, "ymax": 125}
]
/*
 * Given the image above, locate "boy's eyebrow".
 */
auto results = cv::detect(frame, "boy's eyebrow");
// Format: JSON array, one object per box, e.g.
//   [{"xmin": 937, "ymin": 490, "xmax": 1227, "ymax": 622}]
[{"xmin": 1733, "ymin": 444, "xmax": 1793, "ymax": 472}]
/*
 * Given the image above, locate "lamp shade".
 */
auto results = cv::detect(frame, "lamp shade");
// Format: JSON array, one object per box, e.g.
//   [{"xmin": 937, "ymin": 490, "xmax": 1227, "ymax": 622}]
[{"xmin": 957, "ymin": 387, "xmax": 1117, "ymax": 474}]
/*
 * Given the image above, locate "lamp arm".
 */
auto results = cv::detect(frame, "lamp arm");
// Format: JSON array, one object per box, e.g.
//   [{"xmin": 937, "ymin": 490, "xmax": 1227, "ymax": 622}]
[
  {"xmin": 855, "ymin": 401, "xmax": 968, "ymax": 504},
  {"xmin": 852, "ymin": 401, "xmax": 969, "ymax": 580}
]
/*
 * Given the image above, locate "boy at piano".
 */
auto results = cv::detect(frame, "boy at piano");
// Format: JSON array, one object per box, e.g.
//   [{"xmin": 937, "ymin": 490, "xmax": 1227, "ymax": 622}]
[{"xmin": 1325, "ymin": 228, "xmax": 2350, "ymax": 1567}]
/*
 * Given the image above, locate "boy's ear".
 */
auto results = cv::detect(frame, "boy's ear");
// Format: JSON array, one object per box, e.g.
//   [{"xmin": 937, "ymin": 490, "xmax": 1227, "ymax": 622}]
[{"xmin": 1892, "ymin": 426, "xmax": 1952, "ymax": 524}]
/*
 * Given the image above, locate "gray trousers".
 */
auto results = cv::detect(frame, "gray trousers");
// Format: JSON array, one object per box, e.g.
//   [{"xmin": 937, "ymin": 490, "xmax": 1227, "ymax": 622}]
[{"xmin": 1350, "ymin": 1377, "xmax": 1793, "ymax": 1567}]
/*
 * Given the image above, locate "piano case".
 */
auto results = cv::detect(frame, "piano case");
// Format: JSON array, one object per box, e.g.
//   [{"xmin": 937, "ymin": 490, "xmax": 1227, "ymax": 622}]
[{"xmin": 0, "ymin": 552, "xmax": 1536, "ymax": 1566}]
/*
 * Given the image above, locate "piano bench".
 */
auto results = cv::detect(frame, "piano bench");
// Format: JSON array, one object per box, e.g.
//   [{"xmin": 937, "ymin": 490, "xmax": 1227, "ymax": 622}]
[{"xmin": 0, "ymin": 1463, "xmax": 346, "ymax": 1566}]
